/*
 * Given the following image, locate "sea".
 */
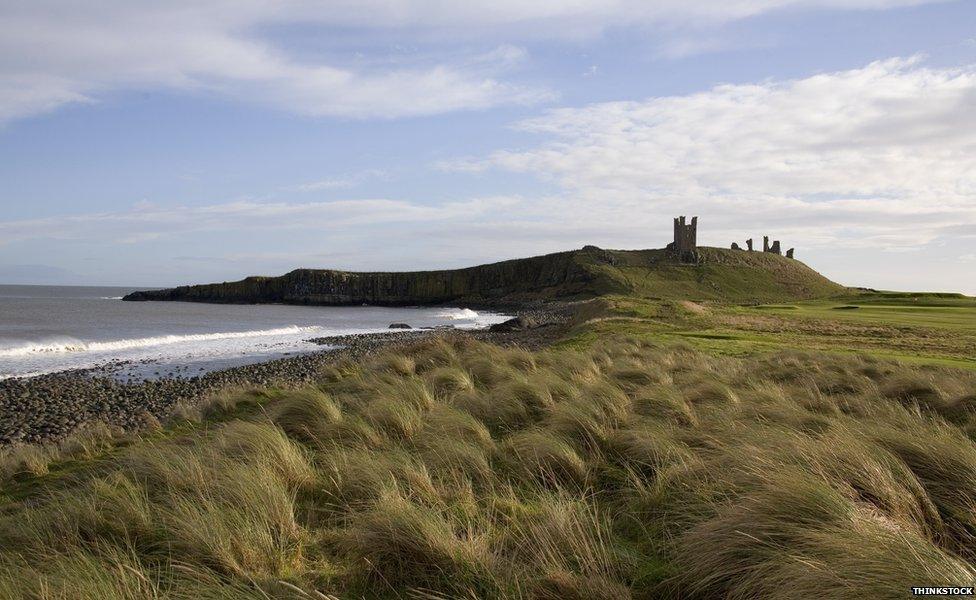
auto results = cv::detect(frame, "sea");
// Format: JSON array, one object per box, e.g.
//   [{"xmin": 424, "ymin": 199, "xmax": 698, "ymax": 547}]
[{"xmin": 0, "ymin": 285, "xmax": 510, "ymax": 381}]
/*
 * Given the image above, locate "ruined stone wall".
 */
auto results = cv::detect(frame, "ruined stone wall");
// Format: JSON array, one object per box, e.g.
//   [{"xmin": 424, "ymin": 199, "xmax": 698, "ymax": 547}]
[{"xmin": 733, "ymin": 236, "xmax": 793, "ymax": 258}]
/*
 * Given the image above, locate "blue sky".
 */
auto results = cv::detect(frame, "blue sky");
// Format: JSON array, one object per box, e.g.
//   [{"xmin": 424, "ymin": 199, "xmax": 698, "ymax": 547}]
[{"xmin": 1, "ymin": 0, "xmax": 975, "ymax": 293}]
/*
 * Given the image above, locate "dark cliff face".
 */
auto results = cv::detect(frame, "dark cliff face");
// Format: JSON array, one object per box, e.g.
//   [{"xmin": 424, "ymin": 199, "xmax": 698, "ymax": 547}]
[{"xmin": 123, "ymin": 250, "xmax": 611, "ymax": 306}]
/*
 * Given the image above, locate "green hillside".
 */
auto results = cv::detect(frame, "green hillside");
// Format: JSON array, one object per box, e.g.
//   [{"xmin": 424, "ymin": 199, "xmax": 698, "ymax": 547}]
[{"xmin": 583, "ymin": 247, "xmax": 846, "ymax": 302}]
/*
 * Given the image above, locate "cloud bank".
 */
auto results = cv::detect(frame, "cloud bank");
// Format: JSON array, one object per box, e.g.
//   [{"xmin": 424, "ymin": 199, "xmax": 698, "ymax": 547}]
[
  {"xmin": 0, "ymin": 197, "xmax": 522, "ymax": 246},
  {"xmin": 447, "ymin": 57, "xmax": 976, "ymax": 254},
  {"xmin": 0, "ymin": 0, "xmax": 947, "ymax": 123}
]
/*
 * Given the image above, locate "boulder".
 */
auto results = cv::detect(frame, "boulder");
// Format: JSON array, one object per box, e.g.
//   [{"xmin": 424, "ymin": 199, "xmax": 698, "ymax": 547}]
[
  {"xmin": 388, "ymin": 323, "xmax": 412, "ymax": 329},
  {"xmin": 489, "ymin": 315, "xmax": 539, "ymax": 332}
]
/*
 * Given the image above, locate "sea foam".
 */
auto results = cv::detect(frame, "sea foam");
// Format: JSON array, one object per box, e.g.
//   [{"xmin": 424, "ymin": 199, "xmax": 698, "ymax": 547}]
[
  {"xmin": 0, "ymin": 326, "xmax": 321, "ymax": 358},
  {"xmin": 437, "ymin": 308, "xmax": 480, "ymax": 320}
]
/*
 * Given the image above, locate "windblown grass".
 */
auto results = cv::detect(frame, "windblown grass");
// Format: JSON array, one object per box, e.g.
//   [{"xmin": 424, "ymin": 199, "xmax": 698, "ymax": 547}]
[{"xmin": 2, "ymin": 335, "xmax": 976, "ymax": 598}]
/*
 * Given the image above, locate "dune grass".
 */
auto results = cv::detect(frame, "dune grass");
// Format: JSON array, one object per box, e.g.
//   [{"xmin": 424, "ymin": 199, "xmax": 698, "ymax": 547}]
[{"xmin": 2, "ymin": 335, "xmax": 976, "ymax": 598}]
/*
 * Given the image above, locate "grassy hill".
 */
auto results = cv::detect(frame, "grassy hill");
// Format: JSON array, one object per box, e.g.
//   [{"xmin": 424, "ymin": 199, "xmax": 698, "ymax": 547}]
[
  {"xmin": 584, "ymin": 247, "xmax": 846, "ymax": 302},
  {"xmin": 124, "ymin": 246, "xmax": 848, "ymax": 306}
]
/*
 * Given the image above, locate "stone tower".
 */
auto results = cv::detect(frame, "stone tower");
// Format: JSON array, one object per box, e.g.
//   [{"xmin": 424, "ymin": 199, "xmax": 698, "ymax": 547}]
[{"xmin": 669, "ymin": 215, "xmax": 698, "ymax": 263}]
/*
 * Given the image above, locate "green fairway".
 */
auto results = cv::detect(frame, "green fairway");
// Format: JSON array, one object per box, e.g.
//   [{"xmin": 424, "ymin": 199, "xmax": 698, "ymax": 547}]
[
  {"xmin": 563, "ymin": 292, "xmax": 976, "ymax": 369},
  {"xmin": 754, "ymin": 297, "xmax": 976, "ymax": 331}
]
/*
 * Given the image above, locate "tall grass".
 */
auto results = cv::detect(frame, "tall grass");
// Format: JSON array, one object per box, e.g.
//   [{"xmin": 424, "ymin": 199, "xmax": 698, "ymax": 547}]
[{"xmin": 2, "ymin": 335, "xmax": 976, "ymax": 598}]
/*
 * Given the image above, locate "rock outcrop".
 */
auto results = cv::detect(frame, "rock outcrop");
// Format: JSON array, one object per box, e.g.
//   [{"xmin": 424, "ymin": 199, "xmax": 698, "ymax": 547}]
[{"xmin": 125, "ymin": 249, "xmax": 606, "ymax": 307}]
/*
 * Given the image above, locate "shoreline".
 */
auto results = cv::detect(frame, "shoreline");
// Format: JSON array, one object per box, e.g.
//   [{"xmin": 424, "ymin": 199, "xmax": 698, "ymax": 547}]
[{"xmin": 0, "ymin": 304, "xmax": 573, "ymax": 447}]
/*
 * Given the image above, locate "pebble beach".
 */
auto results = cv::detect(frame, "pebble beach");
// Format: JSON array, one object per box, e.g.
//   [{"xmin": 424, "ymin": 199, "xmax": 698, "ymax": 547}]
[{"xmin": 0, "ymin": 305, "xmax": 570, "ymax": 446}]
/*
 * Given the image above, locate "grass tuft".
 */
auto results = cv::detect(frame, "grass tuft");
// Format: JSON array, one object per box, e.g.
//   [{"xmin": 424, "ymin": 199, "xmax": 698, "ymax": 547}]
[
  {"xmin": 273, "ymin": 389, "xmax": 343, "ymax": 444},
  {"xmin": 339, "ymin": 490, "xmax": 494, "ymax": 593},
  {"xmin": 498, "ymin": 429, "xmax": 588, "ymax": 488},
  {"xmin": 428, "ymin": 366, "xmax": 475, "ymax": 399}
]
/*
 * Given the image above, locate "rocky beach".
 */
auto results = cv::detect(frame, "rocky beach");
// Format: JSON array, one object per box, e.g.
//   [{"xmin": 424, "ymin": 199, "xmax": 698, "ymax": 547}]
[{"xmin": 0, "ymin": 305, "xmax": 572, "ymax": 446}]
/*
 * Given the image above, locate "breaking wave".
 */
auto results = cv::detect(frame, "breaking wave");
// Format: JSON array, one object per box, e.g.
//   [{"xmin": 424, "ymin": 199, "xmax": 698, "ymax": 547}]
[
  {"xmin": 0, "ymin": 326, "xmax": 321, "ymax": 358},
  {"xmin": 437, "ymin": 308, "xmax": 480, "ymax": 320}
]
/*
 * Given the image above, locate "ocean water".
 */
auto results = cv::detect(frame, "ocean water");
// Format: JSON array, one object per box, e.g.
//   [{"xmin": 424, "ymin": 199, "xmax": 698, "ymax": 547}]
[{"xmin": 0, "ymin": 285, "xmax": 510, "ymax": 380}]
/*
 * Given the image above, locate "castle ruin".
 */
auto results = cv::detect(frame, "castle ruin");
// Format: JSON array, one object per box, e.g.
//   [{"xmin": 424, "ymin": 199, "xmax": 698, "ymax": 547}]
[
  {"xmin": 730, "ymin": 234, "xmax": 794, "ymax": 258},
  {"xmin": 667, "ymin": 215, "xmax": 698, "ymax": 263},
  {"xmin": 669, "ymin": 216, "xmax": 797, "ymax": 261}
]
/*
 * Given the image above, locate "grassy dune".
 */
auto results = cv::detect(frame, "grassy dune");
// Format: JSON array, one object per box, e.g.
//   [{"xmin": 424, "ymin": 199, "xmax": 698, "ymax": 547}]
[{"xmin": 3, "ymin": 336, "xmax": 976, "ymax": 598}]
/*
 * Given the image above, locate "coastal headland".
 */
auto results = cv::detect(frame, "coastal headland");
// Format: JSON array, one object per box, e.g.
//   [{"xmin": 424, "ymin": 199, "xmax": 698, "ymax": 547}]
[{"xmin": 122, "ymin": 246, "xmax": 847, "ymax": 307}]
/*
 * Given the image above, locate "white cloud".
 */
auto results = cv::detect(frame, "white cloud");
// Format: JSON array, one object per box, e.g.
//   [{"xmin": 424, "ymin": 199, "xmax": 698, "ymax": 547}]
[
  {"xmin": 286, "ymin": 169, "xmax": 391, "ymax": 192},
  {"xmin": 0, "ymin": 0, "xmax": 947, "ymax": 124},
  {"xmin": 0, "ymin": 3, "xmax": 551, "ymax": 123},
  {"xmin": 0, "ymin": 196, "xmax": 523, "ymax": 246},
  {"xmin": 290, "ymin": 179, "xmax": 357, "ymax": 192},
  {"xmin": 270, "ymin": 1, "xmax": 944, "ymax": 32},
  {"xmin": 444, "ymin": 57, "xmax": 976, "ymax": 253}
]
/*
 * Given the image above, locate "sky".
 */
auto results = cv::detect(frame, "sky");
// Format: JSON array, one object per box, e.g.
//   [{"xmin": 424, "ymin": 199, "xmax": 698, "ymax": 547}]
[{"xmin": 1, "ymin": 1, "xmax": 975, "ymax": 293}]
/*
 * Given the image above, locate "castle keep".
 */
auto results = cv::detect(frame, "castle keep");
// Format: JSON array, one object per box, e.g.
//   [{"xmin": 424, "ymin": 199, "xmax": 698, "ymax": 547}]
[{"xmin": 668, "ymin": 215, "xmax": 698, "ymax": 263}]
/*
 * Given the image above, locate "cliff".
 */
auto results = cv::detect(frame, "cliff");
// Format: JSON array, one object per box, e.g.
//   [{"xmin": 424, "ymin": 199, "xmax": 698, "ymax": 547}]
[{"xmin": 123, "ymin": 246, "xmax": 848, "ymax": 306}]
